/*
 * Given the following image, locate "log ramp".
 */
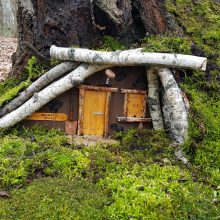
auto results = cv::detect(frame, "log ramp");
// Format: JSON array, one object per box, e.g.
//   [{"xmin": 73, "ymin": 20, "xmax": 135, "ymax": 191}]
[{"xmin": 0, "ymin": 46, "xmax": 207, "ymax": 148}]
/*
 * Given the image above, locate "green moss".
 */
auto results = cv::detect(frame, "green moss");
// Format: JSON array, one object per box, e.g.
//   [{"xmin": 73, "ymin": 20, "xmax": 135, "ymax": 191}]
[
  {"xmin": 0, "ymin": 126, "xmax": 89, "ymax": 189},
  {"xmin": 0, "ymin": 56, "xmax": 45, "ymax": 107},
  {"xmin": 98, "ymin": 35, "xmax": 127, "ymax": 51},
  {"xmin": 0, "ymin": 177, "xmax": 108, "ymax": 220},
  {"xmin": 0, "ymin": 127, "xmax": 220, "ymax": 218},
  {"xmin": 165, "ymin": 0, "xmax": 220, "ymax": 63},
  {"xmin": 99, "ymin": 164, "xmax": 219, "ymax": 219},
  {"xmin": 143, "ymin": 35, "xmax": 191, "ymax": 54},
  {"xmin": 164, "ymin": 0, "xmax": 220, "ymax": 186}
]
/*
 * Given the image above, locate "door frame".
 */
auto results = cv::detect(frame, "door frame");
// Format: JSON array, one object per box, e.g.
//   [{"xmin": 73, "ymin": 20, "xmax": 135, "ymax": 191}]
[{"xmin": 77, "ymin": 85, "xmax": 118, "ymax": 136}]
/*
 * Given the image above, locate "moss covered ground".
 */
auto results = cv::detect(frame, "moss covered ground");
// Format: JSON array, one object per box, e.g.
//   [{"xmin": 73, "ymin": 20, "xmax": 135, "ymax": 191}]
[{"xmin": 0, "ymin": 126, "xmax": 219, "ymax": 219}]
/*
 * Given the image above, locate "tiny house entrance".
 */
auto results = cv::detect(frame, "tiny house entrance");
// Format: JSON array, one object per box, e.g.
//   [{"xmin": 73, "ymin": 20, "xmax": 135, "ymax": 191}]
[{"xmin": 78, "ymin": 85, "xmax": 118, "ymax": 136}]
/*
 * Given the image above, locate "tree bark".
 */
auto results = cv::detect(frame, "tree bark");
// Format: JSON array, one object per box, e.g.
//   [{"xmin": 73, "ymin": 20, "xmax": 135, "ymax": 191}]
[
  {"xmin": 0, "ymin": 64, "xmax": 112, "ymax": 128},
  {"xmin": 0, "ymin": 62, "xmax": 77, "ymax": 117},
  {"xmin": 50, "ymin": 46, "xmax": 207, "ymax": 71},
  {"xmin": 13, "ymin": 0, "xmax": 169, "ymax": 75},
  {"xmin": 147, "ymin": 67, "xmax": 164, "ymax": 130},
  {"xmin": 157, "ymin": 68, "xmax": 188, "ymax": 143}
]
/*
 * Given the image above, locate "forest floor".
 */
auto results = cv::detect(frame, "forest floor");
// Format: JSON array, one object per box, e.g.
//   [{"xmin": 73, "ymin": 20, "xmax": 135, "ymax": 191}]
[{"xmin": 0, "ymin": 37, "xmax": 17, "ymax": 81}]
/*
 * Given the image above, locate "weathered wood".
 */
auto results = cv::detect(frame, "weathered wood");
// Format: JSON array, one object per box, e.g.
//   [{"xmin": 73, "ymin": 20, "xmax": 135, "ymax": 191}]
[
  {"xmin": 157, "ymin": 68, "xmax": 188, "ymax": 143},
  {"xmin": 50, "ymin": 46, "xmax": 207, "ymax": 71},
  {"xmin": 126, "ymin": 93, "xmax": 147, "ymax": 117},
  {"xmin": 123, "ymin": 93, "xmax": 128, "ymax": 116},
  {"xmin": 0, "ymin": 64, "xmax": 112, "ymax": 128},
  {"xmin": 117, "ymin": 117, "xmax": 152, "ymax": 122},
  {"xmin": 78, "ymin": 88, "xmax": 85, "ymax": 136},
  {"xmin": 25, "ymin": 113, "xmax": 68, "ymax": 121},
  {"xmin": 104, "ymin": 92, "xmax": 111, "ymax": 136},
  {"xmin": 78, "ymin": 85, "xmax": 118, "ymax": 92},
  {"xmin": 0, "ymin": 62, "xmax": 78, "ymax": 117},
  {"xmin": 121, "ymin": 89, "xmax": 147, "ymax": 94},
  {"xmin": 147, "ymin": 67, "xmax": 164, "ymax": 130}
]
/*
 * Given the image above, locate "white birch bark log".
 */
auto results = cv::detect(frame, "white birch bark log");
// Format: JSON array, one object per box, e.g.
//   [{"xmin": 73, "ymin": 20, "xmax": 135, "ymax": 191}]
[
  {"xmin": 157, "ymin": 68, "xmax": 188, "ymax": 143},
  {"xmin": 146, "ymin": 67, "xmax": 164, "ymax": 130},
  {"xmin": 0, "ymin": 63, "xmax": 111, "ymax": 128},
  {"xmin": 50, "ymin": 45, "xmax": 207, "ymax": 71},
  {"xmin": 0, "ymin": 62, "xmax": 78, "ymax": 117}
]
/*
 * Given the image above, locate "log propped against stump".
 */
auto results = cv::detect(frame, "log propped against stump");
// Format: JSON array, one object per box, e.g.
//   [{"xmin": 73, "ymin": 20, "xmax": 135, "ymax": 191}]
[{"xmin": 0, "ymin": 46, "xmax": 207, "ymax": 145}]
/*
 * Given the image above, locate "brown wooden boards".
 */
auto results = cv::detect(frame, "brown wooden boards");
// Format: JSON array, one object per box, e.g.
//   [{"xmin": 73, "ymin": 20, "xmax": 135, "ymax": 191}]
[{"xmin": 26, "ymin": 113, "xmax": 68, "ymax": 121}]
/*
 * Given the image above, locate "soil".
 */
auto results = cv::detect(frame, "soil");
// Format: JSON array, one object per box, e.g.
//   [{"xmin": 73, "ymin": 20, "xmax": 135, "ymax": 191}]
[
  {"xmin": 67, "ymin": 135, "xmax": 119, "ymax": 146},
  {"xmin": 0, "ymin": 37, "xmax": 17, "ymax": 81}
]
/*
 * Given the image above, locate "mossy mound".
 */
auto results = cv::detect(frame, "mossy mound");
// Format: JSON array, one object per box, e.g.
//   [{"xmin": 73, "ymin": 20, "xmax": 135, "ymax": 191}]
[
  {"xmin": 0, "ymin": 126, "xmax": 219, "ymax": 219},
  {"xmin": 0, "ymin": 177, "xmax": 108, "ymax": 220}
]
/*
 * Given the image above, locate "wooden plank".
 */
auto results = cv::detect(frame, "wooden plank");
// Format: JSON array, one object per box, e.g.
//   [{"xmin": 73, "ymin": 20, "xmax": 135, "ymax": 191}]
[
  {"xmin": 127, "ymin": 93, "xmax": 146, "ymax": 117},
  {"xmin": 26, "ymin": 113, "xmax": 68, "ymax": 121},
  {"xmin": 65, "ymin": 121, "xmax": 78, "ymax": 135},
  {"xmin": 77, "ymin": 88, "xmax": 84, "ymax": 135},
  {"xmin": 121, "ymin": 89, "xmax": 147, "ymax": 94},
  {"xmin": 104, "ymin": 92, "xmax": 111, "ymax": 137},
  {"xmin": 117, "ymin": 117, "xmax": 152, "ymax": 123},
  {"xmin": 78, "ymin": 85, "xmax": 118, "ymax": 92},
  {"xmin": 123, "ymin": 93, "xmax": 128, "ymax": 116}
]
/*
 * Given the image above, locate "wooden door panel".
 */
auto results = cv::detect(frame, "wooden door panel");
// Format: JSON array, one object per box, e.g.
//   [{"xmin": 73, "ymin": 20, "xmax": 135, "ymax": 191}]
[
  {"xmin": 83, "ymin": 90, "xmax": 106, "ymax": 136},
  {"xmin": 127, "ymin": 93, "xmax": 146, "ymax": 117}
]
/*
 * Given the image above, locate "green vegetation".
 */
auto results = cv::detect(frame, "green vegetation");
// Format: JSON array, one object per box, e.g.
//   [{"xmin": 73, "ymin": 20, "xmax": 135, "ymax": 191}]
[
  {"xmin": 0, "ymin": 56, "xmax": 45, "ymax": 106},
  {"xmin": 0, "ymin": 177, "xmax": 108, "ymax": 220},
  {"xmin": 0, "ymin": 127, "xmax": 219, "ymax": 219},
  {"xmin": 0, "ymin": 0, "xmax": 219, "ymax": 219},
  {"xmin": 97, "ymin": 35, "xmax": 127, "ymax": 51},
  {"xmin": 165, "ymin": 0, "xmax": 220, "ymax": 65},
  {"xmin": 143, "ymin": 36, "xmax": 191, "ymax": 54}
]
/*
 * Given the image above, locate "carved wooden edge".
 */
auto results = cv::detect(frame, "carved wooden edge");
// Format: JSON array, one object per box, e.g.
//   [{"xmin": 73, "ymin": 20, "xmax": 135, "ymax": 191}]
[
  {"xmin": 104, "ymin": 92, "xmax": 111, "ymax": 137},
  {"xmin": 123, "ymin": 93, "xmax": 128, "ymax": 116},
  {"xmin": 121, "ymin": 89, "xmax": 148, "ymax": 94},
  {"xmin": 77, "ymin": 88, "xmax": 84, "ymax": 135},
  {"xmin": 78, "ymin": 85, "xmax": 118, "ymax": 92},
  {"xmin": 143, "ymin": 93, "xmax": 147, "ymax": 117},
  {"xmin": 117, "ymin": 117, "xmax": 152, "ymax": 123}
]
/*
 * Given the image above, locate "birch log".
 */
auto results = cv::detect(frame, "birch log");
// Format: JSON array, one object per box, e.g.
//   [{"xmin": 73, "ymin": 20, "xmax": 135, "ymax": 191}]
[
  {"xmin": 0, "ymin": 64, "xmax": 111, "ymax": 128},
  {"xmin": 50, "ymin": 45, "xmax": 207, "ymax": 71},
  {"xmin": 0, "ymin": 62, "xmax": 78, "ymax": 117},
  {"xmin": 146, "ymin": 67, "xmax": 164, "ymax": 130},
  {"xmin": 157, "ymin": 68, "xmax": 188, "ymax": 143}
]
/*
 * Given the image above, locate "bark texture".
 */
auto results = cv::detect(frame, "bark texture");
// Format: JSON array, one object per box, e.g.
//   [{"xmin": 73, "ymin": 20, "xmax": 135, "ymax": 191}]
[
  {"xmin": 0, "ymin": 64, "xmax": 111, "ymax": 128},
  {"xmin": 147, "ymin": 67, "xmax": 164, "ymax": 130},
  {"xmin": 13, "ymin": 0, "xmax": 168, "ymax": 75},
  {"xmin": 50, "ymin": 46, "xmax": 207, "ymax": 71},
  {"xmin": 157, "ymin": 68, "xmax": 188, "ymax": 143},
  {"xmin": 0, "ymin": 62, "xmax": 77, "ymax": 117}
]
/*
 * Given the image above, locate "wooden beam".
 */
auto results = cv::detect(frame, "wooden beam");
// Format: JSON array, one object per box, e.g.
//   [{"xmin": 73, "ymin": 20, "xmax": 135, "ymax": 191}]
[
  {"xmin": 104, "ymin": 92, "xmax": 111, "ymax": 137},
  {"xmin": 78, "ymin": 85, "xmax": 118, "ymax": 92},
  {"xmin": 117, "ymin": 117, "xmax": 152, "ymax": 123},
  {"xmin": 123, "ymin": 93, "xmax": 128, "ymax": 116},
  {"xmin": 77, "ymin": 88, "xmax": 84, "ymax": 135},
  {"xmin": 121, "ymin": 89, "xmax": 147, "ymax": 94}
]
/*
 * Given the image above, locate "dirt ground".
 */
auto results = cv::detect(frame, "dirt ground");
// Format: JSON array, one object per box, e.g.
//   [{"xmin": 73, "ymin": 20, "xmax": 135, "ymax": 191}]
[{"xmin": 0, "ymin": 37, "xmax": 17, "ymax": 81}]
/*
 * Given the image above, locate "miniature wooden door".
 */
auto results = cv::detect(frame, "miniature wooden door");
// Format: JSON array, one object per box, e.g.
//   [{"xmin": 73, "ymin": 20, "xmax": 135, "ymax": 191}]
[{"xmin": 82, "ymin": 90, "xmax": 107, "ymax": 136}]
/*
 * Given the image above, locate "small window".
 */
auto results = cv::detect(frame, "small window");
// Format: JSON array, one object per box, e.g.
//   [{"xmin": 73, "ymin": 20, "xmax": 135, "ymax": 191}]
[
  {"xmin": 126, "ymin": 93, "xmax": 146, "ymax": 117},
  {"xmin": 117, "ymin": 89, "xmax": 151, "ymax": 123}
]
